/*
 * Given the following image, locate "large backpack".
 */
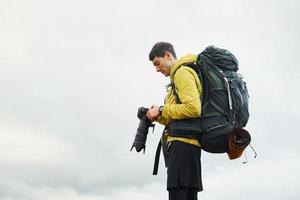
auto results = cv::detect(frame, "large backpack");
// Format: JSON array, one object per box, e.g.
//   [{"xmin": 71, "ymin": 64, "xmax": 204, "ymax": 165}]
[{"xmin": 171, "ymin": 45, "xmax": 250, "ymax": 153}]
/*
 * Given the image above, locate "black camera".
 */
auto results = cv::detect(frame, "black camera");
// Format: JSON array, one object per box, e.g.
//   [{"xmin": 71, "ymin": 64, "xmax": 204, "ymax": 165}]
[{"xmin": 130, "ymin": 107, "xmax": 155, "ymax": 153}]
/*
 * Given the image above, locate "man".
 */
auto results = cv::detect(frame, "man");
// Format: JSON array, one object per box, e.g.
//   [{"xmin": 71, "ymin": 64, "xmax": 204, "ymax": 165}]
[{"xmin": 146, "ymin": 42, "xmax": 203, "ymax": 200}]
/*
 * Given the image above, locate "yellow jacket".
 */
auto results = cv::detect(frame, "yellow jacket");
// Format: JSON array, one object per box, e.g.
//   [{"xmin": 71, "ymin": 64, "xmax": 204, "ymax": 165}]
[{"xmin": 157, "ymin": 54, "xmax": 202, "ymax": 147}]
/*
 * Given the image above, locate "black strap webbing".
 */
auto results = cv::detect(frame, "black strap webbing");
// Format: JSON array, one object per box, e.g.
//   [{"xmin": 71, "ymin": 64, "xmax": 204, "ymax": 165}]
[
  {"xmin": 171, "ymin": 82, "xmax": 181, "ymax": 104},
  {"xmin": 152, "ymin": 139, "xmax": 162, "ymax": 175},
  {"xmin": 153, "ymin": 127, "xmax": 168, "ymax": 175}
]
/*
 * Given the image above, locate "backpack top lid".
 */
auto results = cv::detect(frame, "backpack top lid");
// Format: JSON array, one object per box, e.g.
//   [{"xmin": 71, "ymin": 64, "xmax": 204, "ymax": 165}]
[{"xmin": 201, "ymin": 45, "xmax": 239, "ymax": 72}]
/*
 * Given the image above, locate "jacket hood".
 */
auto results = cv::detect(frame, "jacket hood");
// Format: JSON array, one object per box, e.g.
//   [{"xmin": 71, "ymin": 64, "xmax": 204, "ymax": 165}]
[{"xmin": 170, "ymin": 54, "xmax": 197, "ymax": 79}]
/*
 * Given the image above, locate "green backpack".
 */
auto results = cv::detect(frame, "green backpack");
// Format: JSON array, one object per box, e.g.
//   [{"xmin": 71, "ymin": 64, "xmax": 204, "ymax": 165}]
[{"xmin": 169, "ymin": 45, "xmax": 250, "ymax": 153}]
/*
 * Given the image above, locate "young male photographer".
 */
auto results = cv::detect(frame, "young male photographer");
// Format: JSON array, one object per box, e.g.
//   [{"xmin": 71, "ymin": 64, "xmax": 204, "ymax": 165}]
[{"xmin": 146, "ymin": 42, "xmax": 203, "ymax": 200}]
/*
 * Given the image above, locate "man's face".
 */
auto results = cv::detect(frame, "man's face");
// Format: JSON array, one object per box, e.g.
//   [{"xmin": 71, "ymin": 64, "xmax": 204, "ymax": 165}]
[{"xmin": 152, "ymin": 53, "xmax": 173, "ymax": 77}]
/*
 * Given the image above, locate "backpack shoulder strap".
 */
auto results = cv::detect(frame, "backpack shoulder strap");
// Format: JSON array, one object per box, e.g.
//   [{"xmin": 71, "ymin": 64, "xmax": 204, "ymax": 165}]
[
  {"xmin": 171, "ymin": 62, "xmax": 204, "ymax": 105},
  {"xmin": 171, "ymin": 81, "xmax": 181, "ymax": 104}
]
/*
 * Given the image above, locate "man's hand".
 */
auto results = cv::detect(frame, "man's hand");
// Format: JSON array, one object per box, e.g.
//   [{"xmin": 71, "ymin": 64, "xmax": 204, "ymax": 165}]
[{"xmin": 146, "ymin": 105, "xmax": 160, "ymax": 121}]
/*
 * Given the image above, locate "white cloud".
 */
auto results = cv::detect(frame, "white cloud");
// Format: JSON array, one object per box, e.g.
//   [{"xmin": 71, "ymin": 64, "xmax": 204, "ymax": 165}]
[{"xmin": 0, "ymin": 120, "xmax": 75, "ymax": 166}]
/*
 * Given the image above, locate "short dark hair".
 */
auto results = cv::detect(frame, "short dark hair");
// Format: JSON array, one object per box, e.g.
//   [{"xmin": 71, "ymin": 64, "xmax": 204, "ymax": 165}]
[{"xmin": 149, "ymin": 41, "xmax": 177, "ymax": 61}]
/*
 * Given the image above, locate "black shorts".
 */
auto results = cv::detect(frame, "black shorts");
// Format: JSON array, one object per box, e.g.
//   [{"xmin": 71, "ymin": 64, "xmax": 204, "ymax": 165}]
[{"xmin": 167, "ymin": 141, "xmax": 203, "ymax": 192}]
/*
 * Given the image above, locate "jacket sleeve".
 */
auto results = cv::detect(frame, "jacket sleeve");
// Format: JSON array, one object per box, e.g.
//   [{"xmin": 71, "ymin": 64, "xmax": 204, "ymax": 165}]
[{"xmin": 162, "ymin": 67, "xmax": 201, "ymax": 120}]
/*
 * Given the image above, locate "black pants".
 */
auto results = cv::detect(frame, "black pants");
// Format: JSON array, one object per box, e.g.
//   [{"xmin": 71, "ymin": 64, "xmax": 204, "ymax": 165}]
[
  {"xmin": 167, "ymin": 141, "xmax": 202, "ymax": 191},
  {"xmin": 169, "ymin": 187, "xmax": 198, "ymax": 200}
]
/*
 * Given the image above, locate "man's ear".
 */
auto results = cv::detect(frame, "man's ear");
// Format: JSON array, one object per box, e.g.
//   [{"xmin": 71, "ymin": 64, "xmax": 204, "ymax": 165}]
[{"xmin": 164, "ymin": 51, "xmax": 172, "ymax": 59}]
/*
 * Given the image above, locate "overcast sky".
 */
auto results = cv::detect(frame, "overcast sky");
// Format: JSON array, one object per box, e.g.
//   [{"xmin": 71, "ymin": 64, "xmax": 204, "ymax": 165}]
[{"xmin": 0, "ymin": 0, "xmax": 299, "ymax": 199}]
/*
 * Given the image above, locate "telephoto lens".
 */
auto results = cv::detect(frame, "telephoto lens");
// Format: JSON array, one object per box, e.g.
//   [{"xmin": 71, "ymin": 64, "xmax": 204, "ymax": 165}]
[{"xmin": 130, "ymin": 107, "xmax": 155, "ymax": 153}]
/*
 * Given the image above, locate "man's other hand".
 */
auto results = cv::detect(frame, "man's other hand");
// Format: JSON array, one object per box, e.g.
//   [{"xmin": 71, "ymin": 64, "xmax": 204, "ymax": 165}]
[{"xmin": 146, "ymin": 105, "xmax": 160, "ymax": 121}]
